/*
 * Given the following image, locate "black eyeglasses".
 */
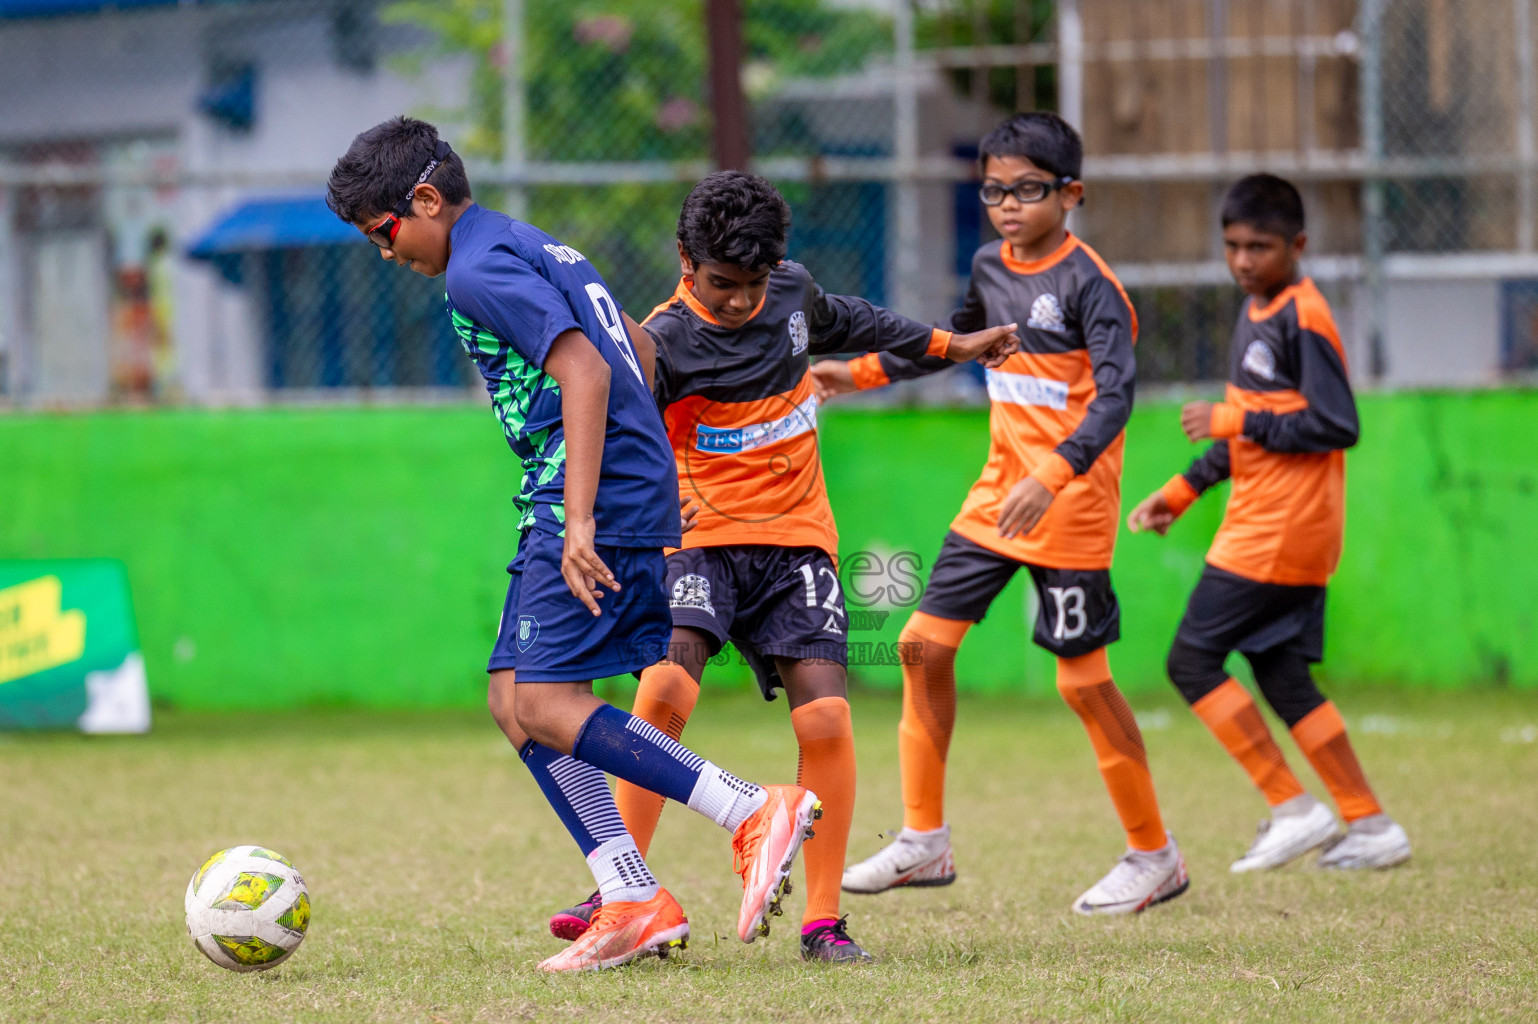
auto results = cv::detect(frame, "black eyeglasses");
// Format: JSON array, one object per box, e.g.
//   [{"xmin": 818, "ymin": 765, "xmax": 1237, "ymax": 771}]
[
  {"xmin": 367, "ymin": 140, "xmax": 452, "ymax": 247},
  {"xmin": 978, "ymin": 176, "xmax": 1076, "ymax": 207}
]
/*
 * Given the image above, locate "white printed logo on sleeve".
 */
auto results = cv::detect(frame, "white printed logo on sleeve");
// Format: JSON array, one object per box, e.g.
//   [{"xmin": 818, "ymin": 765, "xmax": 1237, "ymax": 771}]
[
  {"xmin": 671, "ymin": 574, "xmax": 715, "ymax": 616},
  {"xmin": 1242, "ymin": 340, "xmax": 1277, "ymax": 381},
  {"xmin": 985, "ymin": 368, "xmax": 1069, "ymax": 411},
  {"xmin": 788, "ymin": 310, "xmax": 810, "ymax": 355},
  {"xmin": 1026, "ymin": 293, "xmax": 1067, "ymax": 332}
]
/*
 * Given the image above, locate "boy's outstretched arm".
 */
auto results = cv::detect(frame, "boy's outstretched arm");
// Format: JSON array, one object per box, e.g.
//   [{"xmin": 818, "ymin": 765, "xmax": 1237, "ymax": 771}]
[
  {"xmin": 809, "ymin": 280, "xmax": 1009, "ymax": 400},
  {"xmin": 543, "ymin": 329, "xmax": 619, "ymax": 616},
  {"xmin": 1181, "ymin": 326, "xmax": 1358, "ymax": 452},
  {"xmin": 999, "ymin": 276, "xmax": 1136, "ymax": 539},
  {"xmin": 1129, "ymin": 441, "xmax": 1230, "ymax": 535},
  {"xmin": 804, "ymin": 269, "xmax": 1017, "ymax": 364}
]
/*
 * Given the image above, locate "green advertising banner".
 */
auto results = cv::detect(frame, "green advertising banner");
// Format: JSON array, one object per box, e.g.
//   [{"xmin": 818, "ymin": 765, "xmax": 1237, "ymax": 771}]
[{"xmin": 0, "ymin": 560, "xmax": 149, "ymax": 732}]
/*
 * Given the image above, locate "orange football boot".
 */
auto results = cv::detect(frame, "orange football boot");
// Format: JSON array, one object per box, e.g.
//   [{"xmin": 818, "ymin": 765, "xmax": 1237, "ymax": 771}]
[
  {"xmin": 536, "ymin": 888, "xmax": 688, "ymax": 972},
  {"xmin": 732, "ymin": 785, "xmax": 822, "ymax": 943}
]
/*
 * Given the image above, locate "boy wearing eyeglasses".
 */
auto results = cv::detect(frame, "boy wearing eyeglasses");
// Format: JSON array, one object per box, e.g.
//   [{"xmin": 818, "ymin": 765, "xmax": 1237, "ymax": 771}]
[
  {"xmin": 327, "ymin": 117, "xmax": 826, "ymax": 972},
  {"xmin": 814, "ymin": 111, "xmax": 1189, "ymax": 915}
]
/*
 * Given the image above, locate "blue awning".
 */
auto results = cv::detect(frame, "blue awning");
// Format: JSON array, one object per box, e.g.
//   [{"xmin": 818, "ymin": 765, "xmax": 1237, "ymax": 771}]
[
  {"xmin": 186, "ymin": 196, "xmax": 360, "ymax": 259},
  {"xmin": 0, "ymin": 0, "xmax": 180, "ymax": 18}
]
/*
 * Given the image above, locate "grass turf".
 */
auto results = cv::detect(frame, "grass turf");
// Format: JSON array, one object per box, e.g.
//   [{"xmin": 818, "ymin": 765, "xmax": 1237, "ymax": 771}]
[{"xmin": 2, "ymin": 686, "xmax": 1535, "ymax": 1023}]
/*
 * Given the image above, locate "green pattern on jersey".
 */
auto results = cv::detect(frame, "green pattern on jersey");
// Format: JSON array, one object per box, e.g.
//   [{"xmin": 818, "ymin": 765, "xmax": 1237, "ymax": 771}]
[{"xmin": 449, "ymin": 304, "xmax": 565, "ymax": 534}]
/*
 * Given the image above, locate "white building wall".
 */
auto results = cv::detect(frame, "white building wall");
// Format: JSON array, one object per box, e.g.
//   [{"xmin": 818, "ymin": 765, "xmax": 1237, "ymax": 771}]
[{"xmin": 0, "ymin": 3, "xmax": 470, "ymax": 403}]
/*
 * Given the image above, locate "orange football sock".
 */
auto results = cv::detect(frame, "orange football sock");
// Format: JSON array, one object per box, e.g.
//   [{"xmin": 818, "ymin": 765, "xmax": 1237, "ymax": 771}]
[
  {"xmin": 791, "ymin": 696, "xmax": 856, "ymax": 925},
  {"xmin": 613, "ymin": 661, "xmax": 699, "ymax": 857},
  {"xmin": 1191, "ymin": 679, "xmax": 1306, "ymax": 807},
  {"xmin": 897, "ymin": 612, "xmax": 970, "ymax": 832},
  {"xmin": 1056, "ymin": 650, "xmax": 1168, "ymax": 852},
  {"xmin": 1290, "ymin": 702, "xmax": 1382, "ymax": 822}
]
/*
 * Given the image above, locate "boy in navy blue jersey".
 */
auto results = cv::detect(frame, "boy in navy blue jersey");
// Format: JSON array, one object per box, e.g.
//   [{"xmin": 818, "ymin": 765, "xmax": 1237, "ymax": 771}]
[{"xmin": 327, "ymin": 117, "xmax": 820, "ymax": 972}]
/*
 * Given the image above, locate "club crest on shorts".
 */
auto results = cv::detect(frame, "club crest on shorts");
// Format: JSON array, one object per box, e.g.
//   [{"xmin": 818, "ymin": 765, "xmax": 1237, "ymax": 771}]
[
  {"xmin": 516, "ymin": 615, "xmax": 540, "ymax": 653},
  {"xmin": 1242, "ymin": 339, "xmax": 1277, "ymax": 381},
  {"xmin": 1027, "ymin": 293, "xmax": 1067, "ymax": 332},
  {"xmin": 671, "ymin": 573, "xmax": 715, "ymax": 616},
  {"xmin": 788, "ymin": 310, "xmax": 809, "ymax": 355}
]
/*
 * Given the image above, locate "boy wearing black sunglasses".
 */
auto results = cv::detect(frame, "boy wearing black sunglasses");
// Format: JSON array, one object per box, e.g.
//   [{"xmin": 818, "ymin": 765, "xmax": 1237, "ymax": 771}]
[
  {"xmin": 327, "ymin": 117, "xmax": 826, "ymax": 972},
  {"xmin": 815, "ymin": 111, "xmax": 1189, "ymax": 916}
]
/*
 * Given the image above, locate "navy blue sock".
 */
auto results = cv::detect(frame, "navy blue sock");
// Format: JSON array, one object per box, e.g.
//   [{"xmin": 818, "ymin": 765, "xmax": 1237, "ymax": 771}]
[
  {"xmin": 572, "ymin": 704, "xmax": 767, "ymax": 830},
  {"xmin": 519, "ymin": 739, "xmax": 626, "ymax": 855},
  {"xmin": 572, "ymin": 704, "xmax": 703, "ymax": 804},
  {"xmin": 520, "ymin": 739, "xmax": 660, "ymax": 902}
]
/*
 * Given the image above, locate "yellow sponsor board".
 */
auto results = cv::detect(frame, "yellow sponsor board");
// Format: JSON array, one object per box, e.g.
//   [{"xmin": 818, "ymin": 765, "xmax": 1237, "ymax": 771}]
[{"xmin": 0, "ymin": 576, "xmax": 87, "ymax": 685}]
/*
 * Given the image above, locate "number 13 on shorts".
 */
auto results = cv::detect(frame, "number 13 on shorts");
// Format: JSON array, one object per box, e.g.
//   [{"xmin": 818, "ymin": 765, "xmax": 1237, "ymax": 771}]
[{"xmin": 1026, "ymin": 565, "xmax": 1121, "ymax": 658}]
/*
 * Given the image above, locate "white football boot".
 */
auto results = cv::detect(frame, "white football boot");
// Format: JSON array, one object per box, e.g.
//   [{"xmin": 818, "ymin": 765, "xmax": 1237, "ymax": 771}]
[
  {"xmin": 841, "ymin": 824, "xmax": 956, "ymax": 894},
  {"xmin": 1072, "ymin": 833, "xmax": 1189, "ymax": 915},
  {"xmin": 1230, "ymin": 794, "xmax": 1339, "ymax": 873},
  {"xmin": 1317, "ymin": 814, "xmax": 1411, "ymax": 869}
]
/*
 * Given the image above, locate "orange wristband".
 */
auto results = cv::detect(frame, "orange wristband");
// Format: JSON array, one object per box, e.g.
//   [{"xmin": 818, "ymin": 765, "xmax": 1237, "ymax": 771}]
[
  {"xmin": 925, "ymin": 328, "xmax": 953, "ymax": 358},
  {"xmin": 847, "ymin": 353, "xmax": 890, "ymax": 391},
  {"xmin": 1027, "ymin": 452, "xmax": 1076, "ymax": 495},
  {"xmin": 1209, "ymin": 403, "xmax": 1247, "ymax": 439},
  {"xmin": 1160, "ymin": 475, "xmax": 1199, "ymax": 516}
]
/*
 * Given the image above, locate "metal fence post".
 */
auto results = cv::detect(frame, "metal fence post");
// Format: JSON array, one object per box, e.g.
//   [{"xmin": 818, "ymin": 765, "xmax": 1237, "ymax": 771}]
[
  {"xmin": 1517, "ymin": 0, "xmax": 1535, "ymax": 252},
  {"xmin": 503, "ymin": 0, "xmax": 527, "ymax": 220},
  {"xmin": 893, "ymin": 0, "xmax": 922, "ymax": 316},
  {"xmin": 1360, "ymin": 0, "xmax": 1388, "ymax": 380}
]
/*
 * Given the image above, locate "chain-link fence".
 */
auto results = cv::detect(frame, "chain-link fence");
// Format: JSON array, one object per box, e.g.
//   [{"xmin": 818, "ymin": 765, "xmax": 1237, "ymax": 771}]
[{"xmin": 0, "ymin": 0, "xmax": 1533, "ymax": 407}]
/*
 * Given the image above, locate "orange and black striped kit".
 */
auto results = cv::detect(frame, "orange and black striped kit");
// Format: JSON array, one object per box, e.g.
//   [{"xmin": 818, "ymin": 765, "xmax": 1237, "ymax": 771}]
[
  {"xmin": 848, "ymin": 234, "xmax": 1172, "ymax": 854},
  {"xmin": 1162, "ymin": 277, "xmax": 1358, "ymax": 587},
  {"xmin": 1162, "ymin": 278, "xmax": 1380, "ymax": 822},
  {"xmin": 647, "ymin": 260, "xmax": 950, "ymax": 559},
  {"xmin": 849, "ymin": 233, "xmax": 1137, "ymax": 571}
]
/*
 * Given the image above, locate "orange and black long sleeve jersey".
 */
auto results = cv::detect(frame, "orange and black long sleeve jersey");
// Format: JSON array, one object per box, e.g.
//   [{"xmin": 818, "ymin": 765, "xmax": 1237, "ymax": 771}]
[
  {"xmin": 848, "ymin": 235, "xmax": 1136, "ymax": 569},
  {"xmin": 1161, "ymin": 277, "xmax": 1359, "ymax": 586},
  {"xmin": 645, "ymin": 259, "xmax": 952, "ymax": 556}
]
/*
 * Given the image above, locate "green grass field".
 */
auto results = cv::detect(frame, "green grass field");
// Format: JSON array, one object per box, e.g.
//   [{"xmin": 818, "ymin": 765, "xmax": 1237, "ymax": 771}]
[{"xmin": 3, "ymin": 686, "xmax": 1536, "ymax": 1023}]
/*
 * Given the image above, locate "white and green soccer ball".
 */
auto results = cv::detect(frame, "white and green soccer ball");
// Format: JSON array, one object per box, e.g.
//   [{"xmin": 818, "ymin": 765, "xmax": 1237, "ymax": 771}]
[{"xmin": 184, "ymin": 845, "xmax": 310, "ymax": 972}]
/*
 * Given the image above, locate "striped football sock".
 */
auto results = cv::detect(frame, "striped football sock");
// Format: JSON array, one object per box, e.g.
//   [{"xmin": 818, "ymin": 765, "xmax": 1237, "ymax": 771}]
[{"xmin": 520, "ymin": 740, "xmax": 659, "ymax": 904}]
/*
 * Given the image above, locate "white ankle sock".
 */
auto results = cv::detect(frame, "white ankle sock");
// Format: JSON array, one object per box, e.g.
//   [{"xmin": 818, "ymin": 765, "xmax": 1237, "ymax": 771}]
[
  {"xmin": 686, "ymin": 761, "xmax": 767, "ymax": 831},
  {"xmin": 587, "ymin": 835, "xmax": 660, "ymax": 905}
]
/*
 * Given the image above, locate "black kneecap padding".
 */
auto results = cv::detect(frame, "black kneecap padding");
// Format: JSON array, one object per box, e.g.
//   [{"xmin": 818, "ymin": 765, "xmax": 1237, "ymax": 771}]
[
  {"xmin": 1247, "ymin": 646, "xmax": 1326, "ymax": 728},
  {"xmin": 1166, "ymin": 638, "xmax": 1230, "ymax": 705}
]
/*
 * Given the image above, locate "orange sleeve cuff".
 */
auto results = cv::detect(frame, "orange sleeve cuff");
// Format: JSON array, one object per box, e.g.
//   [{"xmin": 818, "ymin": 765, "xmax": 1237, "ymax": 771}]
[
  {"xmin": 847, "ymin": 353, "xmax": 890, "ymax": 391},
  {"xmin": 1027, "ymin": 451, "xmax": 1076, "ymax": 495},
  {"xmin": 1209, "ymin": 403, "xmax": 1246, "ymax": 439},
  {"xmin": 1160, "ymin": 474, "xmax": 1199, "ymax": 516},
  {"xmin": 925, "ymin": 328, "xmax": 953, "ymax": 358}
]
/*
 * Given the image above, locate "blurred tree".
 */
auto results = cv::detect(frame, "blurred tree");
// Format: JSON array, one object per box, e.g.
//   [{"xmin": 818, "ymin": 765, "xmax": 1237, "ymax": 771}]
[{"xmin": 384, "ymin": 0, "xmax": 889, "ymax": 306}]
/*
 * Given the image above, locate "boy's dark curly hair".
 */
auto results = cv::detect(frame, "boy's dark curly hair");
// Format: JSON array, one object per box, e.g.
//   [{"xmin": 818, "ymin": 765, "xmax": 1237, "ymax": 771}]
[{"xmin": 676, "ymin": 171, "xmax": 791, "ymax": 271}]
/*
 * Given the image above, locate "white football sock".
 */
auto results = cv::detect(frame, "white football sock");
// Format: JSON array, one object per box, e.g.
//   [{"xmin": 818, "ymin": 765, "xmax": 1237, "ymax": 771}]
[
  {"xmin": 686, "ymin": 761, "xmax": 767, "ymax": 831},
  {"xmin": 586, "ymin": 835, "xmax": 660, "ymax": 905}
]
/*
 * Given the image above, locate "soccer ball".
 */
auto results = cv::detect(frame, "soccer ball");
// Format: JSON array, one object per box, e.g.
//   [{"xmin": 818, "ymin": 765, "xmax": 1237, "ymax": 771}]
[{"xmin": 184, "ymin": 845, "xmax": 310, "ymax": 972}]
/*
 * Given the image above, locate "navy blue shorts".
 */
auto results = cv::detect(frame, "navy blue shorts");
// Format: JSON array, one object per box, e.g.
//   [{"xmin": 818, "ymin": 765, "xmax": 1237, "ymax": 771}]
[{"xmin": 487, "ymin": 531, "xmax": 672, "ymax": 682}]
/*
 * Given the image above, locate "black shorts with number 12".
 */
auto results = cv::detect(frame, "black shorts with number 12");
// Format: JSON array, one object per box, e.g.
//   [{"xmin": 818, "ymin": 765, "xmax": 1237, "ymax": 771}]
[{"xmin": 665, "ymin": 545, "xmax": 848, "ymax": 701}]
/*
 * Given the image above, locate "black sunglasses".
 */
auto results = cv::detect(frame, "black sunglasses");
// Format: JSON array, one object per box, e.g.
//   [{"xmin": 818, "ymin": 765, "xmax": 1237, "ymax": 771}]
[
  {"xmin": 979, "ymin": 175, "xmax": 1077, "ymax": 207},
  {"xmin": 367, "ymin": 140, "xmax": 452, "ymax": 247}
]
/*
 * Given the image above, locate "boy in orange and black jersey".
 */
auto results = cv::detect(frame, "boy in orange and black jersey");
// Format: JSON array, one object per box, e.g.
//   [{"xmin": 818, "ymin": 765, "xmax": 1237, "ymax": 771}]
[
  {"xmin": 1128, "ymin": 174, "xmax": 1410, "ymax": 871},
  {"xmin": 816, "ymin": 112, "xmax": 1188, "ymax": 915},
  {"xmin": 548, "ymin": 171, "xmax": 1019, "ymax": 961}
]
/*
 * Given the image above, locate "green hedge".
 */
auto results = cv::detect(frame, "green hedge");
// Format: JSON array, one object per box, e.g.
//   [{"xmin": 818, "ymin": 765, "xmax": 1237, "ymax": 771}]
[{"xmin": 1, "ymin": 392, "xmax": 1533, "ymax": 709}]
